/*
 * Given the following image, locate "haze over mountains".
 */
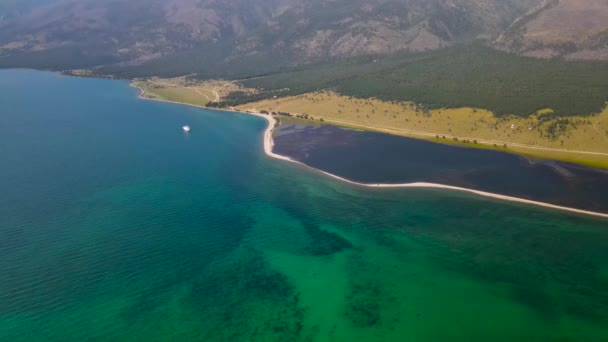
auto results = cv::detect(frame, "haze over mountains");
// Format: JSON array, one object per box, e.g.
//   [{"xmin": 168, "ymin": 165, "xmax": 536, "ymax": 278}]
[{"xmin": 1, "ymin": 0, "xmax": 607, "ymax": 76}]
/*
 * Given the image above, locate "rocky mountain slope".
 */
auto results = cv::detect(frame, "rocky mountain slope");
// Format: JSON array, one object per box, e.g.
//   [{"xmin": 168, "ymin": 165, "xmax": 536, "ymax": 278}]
[
  {"xmin": 0, "ymin": 0, "xmax": 606, "ymax": 76},
  {"xmin": 495, "ymin": 0, "xmax": 608, "ymax": 60}
]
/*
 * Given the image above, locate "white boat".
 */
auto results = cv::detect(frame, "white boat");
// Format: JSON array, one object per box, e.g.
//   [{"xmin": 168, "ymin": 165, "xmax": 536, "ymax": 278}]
[{"xmin": 182, "ymin": 125, "xmax": 191, "ymax": 133}]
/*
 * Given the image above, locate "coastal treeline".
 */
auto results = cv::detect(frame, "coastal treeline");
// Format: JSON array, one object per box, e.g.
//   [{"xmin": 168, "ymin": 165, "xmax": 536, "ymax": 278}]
[{"xmin": 233, "ymin": 46, "xmax": 608, "ymax": 117}]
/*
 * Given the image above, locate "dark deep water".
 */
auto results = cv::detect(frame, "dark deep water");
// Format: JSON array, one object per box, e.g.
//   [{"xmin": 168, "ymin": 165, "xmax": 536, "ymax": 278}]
[
  {"xmin": 1, "ymin": 70, "xmax": 608, "ymax": 341},
  {"xmin": 274, "ymin": 123, "xmax": 608, "ymax": 212}
]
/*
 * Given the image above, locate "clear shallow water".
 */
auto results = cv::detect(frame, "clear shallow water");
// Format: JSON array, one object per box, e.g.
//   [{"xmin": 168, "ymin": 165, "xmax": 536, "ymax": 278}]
[{"xmin": 1, "ymin": 70, "xmax": 608, "ymax": 341}]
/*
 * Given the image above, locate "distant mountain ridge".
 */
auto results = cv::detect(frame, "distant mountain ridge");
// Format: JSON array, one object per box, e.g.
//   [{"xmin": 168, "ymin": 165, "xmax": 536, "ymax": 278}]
[
  {"xmin": 495, "ymin": 0, "xmax": 608, "ymax": 60},
  {"xmin": 0, "ymin": 0, "xmax": 606, "ymax": 77}
]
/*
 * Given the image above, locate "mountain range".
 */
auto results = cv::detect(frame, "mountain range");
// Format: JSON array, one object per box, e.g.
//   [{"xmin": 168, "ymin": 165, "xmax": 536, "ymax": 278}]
[{"xmin": 1, "ymin": 0, "xmax": 607, "ymax": 77}]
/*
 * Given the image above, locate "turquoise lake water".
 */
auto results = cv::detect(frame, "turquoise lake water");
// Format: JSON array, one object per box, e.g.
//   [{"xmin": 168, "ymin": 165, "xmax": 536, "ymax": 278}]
[{"xmin": 1, "ymin": 70, "xmax": 608, "ymax": 341}]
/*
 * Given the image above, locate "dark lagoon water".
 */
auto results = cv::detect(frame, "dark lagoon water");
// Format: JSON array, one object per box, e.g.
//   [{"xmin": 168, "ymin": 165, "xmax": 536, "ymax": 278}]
[
  {"xmin": 1, "ymin": 69, "xmax": 608, "ymax": 341},
  {"xmin": 274, "ymin": 123, "xmax": 608, "ymax": 213}
]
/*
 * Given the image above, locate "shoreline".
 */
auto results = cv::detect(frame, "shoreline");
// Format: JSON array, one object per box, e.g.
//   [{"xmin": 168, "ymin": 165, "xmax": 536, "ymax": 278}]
[
  {"xmin": 132, "ymin": 83, "xmax": 608, "ymax": 220},
  {"xmin": 134, "ymin": 76, "xmax": 608, "ymax": 170}
]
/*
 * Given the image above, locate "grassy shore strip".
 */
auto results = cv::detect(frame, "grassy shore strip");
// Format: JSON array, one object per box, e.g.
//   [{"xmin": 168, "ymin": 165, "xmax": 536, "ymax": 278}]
[
  {"xmin": 132, "ymin": 78, "xmax": 250, "ymax": 107},
  {"xmin": 285, "ymin": 115, "xmax": 608, "ymax": 170},
  {"xmin": 132, "ymin": 80, "xmax": 210, "ymax": 107},
  {"xmin": 131, "ymin": 81, "xmax": 608, "ymax": 219},
  {"xmin": 236, "ymin": 92, "xmax": 608, "ymax": 169},
  {"xmin": 133, "ymin": 78, "xmax": 608, "ymax": 168}
]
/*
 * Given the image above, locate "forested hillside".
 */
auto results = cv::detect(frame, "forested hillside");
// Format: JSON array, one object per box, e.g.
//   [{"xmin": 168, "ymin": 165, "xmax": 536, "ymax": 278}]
[{"xmin": 1, "ymin": 0, "xmax": 606, "ymax": 77}]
